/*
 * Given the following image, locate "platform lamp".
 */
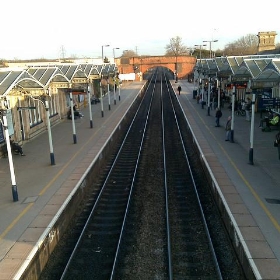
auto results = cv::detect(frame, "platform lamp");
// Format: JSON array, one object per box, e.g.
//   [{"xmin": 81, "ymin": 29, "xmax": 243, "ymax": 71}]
[
  {"xmin": 248, "ymin": 79, "xmax": 255, "ymax": 165},
  {"xmin": 113, "ymin": 47, "xmax": 120, "ymax": 64},
  {"xmin": 230, "ymin": 84, "xmax": 236, "ymax": 143},
  {"xmin": 43, "ymin": 88, "xmax": 55, "ymax": 165},
  {"xmin": 113, "ymin": 48, "xmax": 120, "ymax": 104},
  {"xmin": 192, "ymin": 67, "xmax": 197, "ymax": 99},
  {"xmin": 87, "ymin": 79, "xmax": 93, "ymax": 128},
  {"xmin": 207, "ymin": 76, "xmax": 211, "ymax": 116},
  {"xmin": 175, "ymin": 53, "xmax": 178, "ymax": 82},
  {"xmin": 0, "ymin": 102, "xmax": 18, "ymax": 202},
  {"xmin": 203, "ymin": 39, "xmax": 218, "ymax": 58},
  {"xmin": 100, "ymin": 75, "xmax": 104, "ymax": 117},
  {"xmin": 68, "ymin": 84, "xmax": 77, "ymax": 144},
  {"xmin": 107, "ymin": 75, "xmax": 111, "ymax": 111},
  {"xmin": 30, "ymin": 89, "xmax": 55, "ymax": 164},
  {"xmin": 113, "ymin": 67, "xmax": 118, "ymax": 105},
  {"xmin": 194, "ymin": 44, "xmax": 206, "ymax": 98}
]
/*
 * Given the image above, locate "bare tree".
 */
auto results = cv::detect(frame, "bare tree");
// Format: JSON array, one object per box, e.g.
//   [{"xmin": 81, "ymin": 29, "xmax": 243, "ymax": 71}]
[
  {"xmin": 165, "ymin": 36, "xmax": 190, "ymax": 81},
  {"xmin": 165, "ymin": 36, "xmax": 189, "ymax": 56},
  {"xmin": 121, "ymin": 50, "xmax": 138, "ymax": 57},
  {"xmin": 223, "ymin": 34, "xmax": 258, "ymax": 56}
]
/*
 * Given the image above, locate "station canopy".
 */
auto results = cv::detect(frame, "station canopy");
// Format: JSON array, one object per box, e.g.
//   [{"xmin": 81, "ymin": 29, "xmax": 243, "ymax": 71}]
[
  {"xmin": 0, "ymin": 63, "xmax": 117, "ymax": 97},
  {"xmin": 254, "ymin": 59, "xmax": 280, "ymax": 81},
  {"xmin": 195, "ymin": 54, "xmax": 280, "ymax": 82}
]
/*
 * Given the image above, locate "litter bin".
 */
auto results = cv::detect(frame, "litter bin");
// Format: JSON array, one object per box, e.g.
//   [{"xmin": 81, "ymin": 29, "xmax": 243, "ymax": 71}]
[
  {"xmin": 201, "ymin": 101, "xmax": 206, "ymax": 109},
  {"xmin": 193, "ymin": 90, "xmax": 197, "ymax": 99}
]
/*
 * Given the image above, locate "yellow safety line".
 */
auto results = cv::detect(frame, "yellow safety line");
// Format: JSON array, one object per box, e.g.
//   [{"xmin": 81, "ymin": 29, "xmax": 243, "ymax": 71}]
[
  {"xmin": 0, "ymin": 203, "xmax": 33, "ymax": 240},
  {"xmin": 0, "ymin": 100, "xmax": 128, "ymax": 241},
  {"xmin": 188, "ymin": 97, "xmax": 280, "ymax": 233}
]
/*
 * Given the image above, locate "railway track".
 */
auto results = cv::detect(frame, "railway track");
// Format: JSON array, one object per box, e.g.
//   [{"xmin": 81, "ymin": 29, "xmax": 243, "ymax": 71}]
[{"xmin": 40, "ymin": 69, "xmax": 246, "ymax": 280}]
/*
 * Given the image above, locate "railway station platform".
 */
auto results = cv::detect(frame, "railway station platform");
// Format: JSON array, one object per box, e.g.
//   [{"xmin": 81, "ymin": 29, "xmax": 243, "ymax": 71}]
[
  {"xmin": 0, "ymin": 81, "xmax": 145, "ymax": 279},
  {"xmin": 1, "ymin": 78, "xmax": 280, "ymax": 279},
  {"xmin": 174, "ymin": 80, "xmax": 280, "ymax": 279}
]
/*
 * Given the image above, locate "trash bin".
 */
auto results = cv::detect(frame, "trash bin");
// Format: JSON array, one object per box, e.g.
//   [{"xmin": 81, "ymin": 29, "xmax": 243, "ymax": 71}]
[
  {"xmin": 201, "ymin": 101, "xmax": 206, "ymax": 109},
  {"xmin": 193, "ymin": 90, "xmax": 197, "ymax": 99}
]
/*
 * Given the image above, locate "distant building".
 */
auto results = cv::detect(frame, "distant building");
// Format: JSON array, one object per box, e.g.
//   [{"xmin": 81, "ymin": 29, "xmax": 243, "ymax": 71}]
[{"xmin": 257, "ymin": 31, "xmax": 280, "ymax": 54}]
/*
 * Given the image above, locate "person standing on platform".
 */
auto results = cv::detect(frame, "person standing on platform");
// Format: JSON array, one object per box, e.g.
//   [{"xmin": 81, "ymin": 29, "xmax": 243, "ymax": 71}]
[
  {"xmin": 177, "ymin": 85, "xmax": 182, "ymax": 95},
  {"xmin": 196, "ymin": 94, "xmax": 200, "ymax": 104},
  {"xmin": 225, "ymin": 116, "xmax": 232, "ymax": 141},
  {"xmin": 245, "ymin": 97, "xmax": 252, "ymax": 121},
  {"xmin": 215, "ymin": 107, "xmax": 222, "ymax": 127},
  {"xmin": 274, "ymin": 132, "xmax": 280, "ymax": 160}
]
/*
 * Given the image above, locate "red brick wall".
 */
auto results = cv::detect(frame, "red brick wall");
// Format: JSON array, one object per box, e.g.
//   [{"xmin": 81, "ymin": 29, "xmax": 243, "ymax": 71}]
[{"xmin": 116, "ymin": 56, "xmax": 196, "ymax": 80}]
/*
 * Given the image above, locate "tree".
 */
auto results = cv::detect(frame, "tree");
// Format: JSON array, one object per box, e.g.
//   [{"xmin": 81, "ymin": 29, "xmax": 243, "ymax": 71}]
[
  {"xmin": 119, "ymin": 50, "xmax": 138, "ymax": 65},
  {"xmin": 165, "ymin": 36, "xmax": 189, "ymax": 56},
  {"xmin": 121, "ymin": 50, "xmax": 138, "ymax": 57},
  {"xmin": 223, "ymin": 34, "xmax": 258, "ymax": 56},
  {"xmin": 192, "ymin": 48, "xmax": 210, "ymax": 59},
  {"xmin": 165, "ymin": 36, "xmax": 190, "ymax": 81}
]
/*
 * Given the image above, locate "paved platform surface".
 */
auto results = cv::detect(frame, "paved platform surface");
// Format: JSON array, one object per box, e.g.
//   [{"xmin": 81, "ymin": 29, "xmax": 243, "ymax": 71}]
[
  {"xmin": 1, "ymin": 79, "xmax": 280, "ymax": 279},
  {"xmin": 0, "ymin": 81, "xmax": 144, "ymax": 279},
  {"xmin": 175, "ymin": 80, "xmax": 280, "ymax": 279}
]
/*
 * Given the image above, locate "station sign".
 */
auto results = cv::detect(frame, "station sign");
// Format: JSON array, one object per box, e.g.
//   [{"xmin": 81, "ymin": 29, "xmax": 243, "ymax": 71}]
[{"xmin": 258, "ymin": 98, "xmax": 280, "ymax": 109}]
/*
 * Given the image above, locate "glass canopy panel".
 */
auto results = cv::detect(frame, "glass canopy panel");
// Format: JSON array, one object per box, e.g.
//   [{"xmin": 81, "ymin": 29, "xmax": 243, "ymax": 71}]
[{"xmin": 255, "ymin": 60, "xmax": 280, "ymax": 81}]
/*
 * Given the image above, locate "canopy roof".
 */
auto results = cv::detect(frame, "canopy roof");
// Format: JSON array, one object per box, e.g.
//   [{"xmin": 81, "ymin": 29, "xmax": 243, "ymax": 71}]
[
  {"xmin": 255, "ymin": 59, "xmax": 280, "ymax": 81},
  {"xmin": 0, "ymin": 63, "xmax": 117, "ymax": 97},
  {"xmin": 195, "ymin": 54, "xmax": 280, "ymax": 83}
]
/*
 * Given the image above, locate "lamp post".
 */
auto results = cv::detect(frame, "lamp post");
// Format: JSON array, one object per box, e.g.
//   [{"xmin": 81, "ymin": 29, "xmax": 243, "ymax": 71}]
[
  {"xmin": 203, "ymin": 39, "xmax": 218, "ymax": 58},
  {"xmin": 87, "ymin": 80, "xmax": 93, "ymax": 128},
  {"xmin": 175, "ymin": 54, "xmax": 178, "ymax": 82},
  {"xmin": 217, "ymin": 75, "xmax": 221, "ymax": 109},
  {"xmin": 68, "ymin": 86, "xmax": 77, "ymax": 143},
  {"xmin": 31, "ymin": 90, "xmax": 55, "ymax": 164},
  {"xmin": 113, "ymin": 48, "xmax": 120, "ymax": 105},
  {"xmin": 195, "ymin": 44, "xmax": 206, "ymax": 61},
  {"xmin": 249, "ymin": 81, "xmax": 255, "ymax": 165},
  {"xmin": 0, "ymin": 110, "xmax": 18, "ymax": 202},
  {"xmin": 193, "ymin": 69, "xmax": 196, "ymax": 98},
  {"xmin": 44, "ymin": 92, "xmax": 55, "ymax": 165},
  {"xmin": 102, "ymin": 44, "xmax": 110, "ymax": 63},
  {"xmin": 113, "ymin": 47, "xmax": 120, "ymax": 64},
  {"xmin": 107, "ymin": 77, "xmax": 111, "ymax": 110},
  {"xmin": 113, "ymin": 70, "xmax": 118, "ymax": 105},
  {"xmin": 230, "ymin": 85, "xmax": 236, "ymax": 143},
  {"xmin": 194, "ymin": 44, "xmax": 206, "ymax": 99},
  {"xmin": 207, "ymin": 76, "xmax": 211, "ymax": 116},
  {"xmin": 100, "ymin": 76, "xmax": 104, "ymax": 117}
]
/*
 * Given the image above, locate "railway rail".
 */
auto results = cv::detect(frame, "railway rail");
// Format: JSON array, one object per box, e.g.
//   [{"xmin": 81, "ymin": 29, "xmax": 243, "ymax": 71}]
[{"xmin": 40, "ymin": 68, "xmax": 246, "ymax": 280}]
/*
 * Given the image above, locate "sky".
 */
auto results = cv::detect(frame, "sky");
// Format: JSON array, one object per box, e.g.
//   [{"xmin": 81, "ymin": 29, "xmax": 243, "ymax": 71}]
[{"xmin": 1, "ymin": 0, "xmax": 280, "ymax": 60}]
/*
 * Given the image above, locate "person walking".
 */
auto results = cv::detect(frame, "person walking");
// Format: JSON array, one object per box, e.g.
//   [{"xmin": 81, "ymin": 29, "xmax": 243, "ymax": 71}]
[
  {"xmin": 177, "ymin": 85, "xmax": 181, "ymax": 95},
  {"xmin": 225, "ymin": 116, "xmax": 232, "ymax": 141},
  {"xmin": 215, "ymin": 107, "xmax": 222, "ymax": 127},
  {"xmin": 274, "ymin": 131, "xmax": 280, "ymax": 160}
]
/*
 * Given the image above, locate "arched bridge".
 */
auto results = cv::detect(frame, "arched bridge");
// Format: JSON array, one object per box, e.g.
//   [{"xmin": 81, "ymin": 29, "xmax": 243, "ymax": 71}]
[{"xmin": 115, "ymin": 55, "xmax": 196, "ymax": 81}]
